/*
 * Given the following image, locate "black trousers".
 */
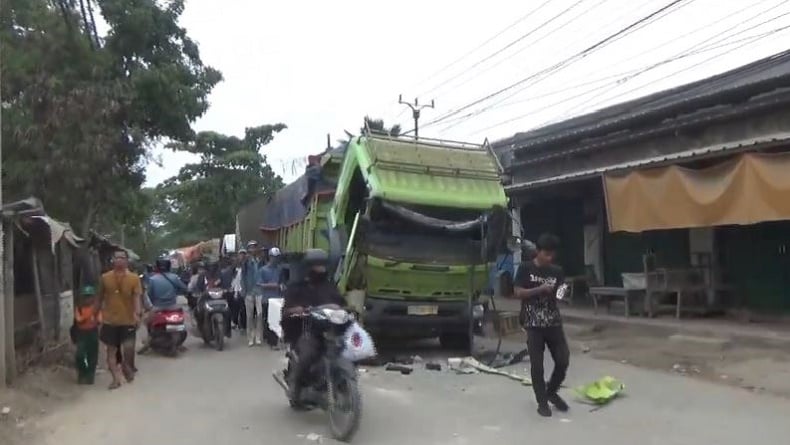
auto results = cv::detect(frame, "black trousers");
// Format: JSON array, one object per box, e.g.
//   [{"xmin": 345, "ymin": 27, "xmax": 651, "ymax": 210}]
[
  {"xmin": 292, "ymin": 334, "xmax": 322, "ymax": 396},
  {"xmin": 225, "ymin": 291, "xmax": 240, "ymax": 326},
  {"xmin": 228, "ymin": 294, "xmax": 246, "ymax": 329},
  {"xmin": 526, "ymin": 325, "xmax": 570, "ymax": 406}
]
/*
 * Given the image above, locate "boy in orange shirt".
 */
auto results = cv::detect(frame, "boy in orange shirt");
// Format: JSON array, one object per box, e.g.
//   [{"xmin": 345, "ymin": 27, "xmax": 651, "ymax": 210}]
[{"xmin": 74, "ymin": 285, "xmax": 101, "ymax": 384}]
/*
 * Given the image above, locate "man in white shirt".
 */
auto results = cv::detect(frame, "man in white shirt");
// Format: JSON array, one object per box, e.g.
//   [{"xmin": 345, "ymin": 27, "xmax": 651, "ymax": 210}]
[{"xmin": 231, "ymin": 250, "xmax": 245, "ymax": 330}]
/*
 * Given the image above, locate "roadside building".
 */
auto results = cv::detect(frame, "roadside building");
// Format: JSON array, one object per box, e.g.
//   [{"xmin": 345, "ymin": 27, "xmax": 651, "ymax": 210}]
[
  {"xmin": 1, "ymin": 198, "xmax": 84, "ymax": 384},
  {"xmin": 494, "ymin": 50, "xmax": 790, "ymax": 317}
]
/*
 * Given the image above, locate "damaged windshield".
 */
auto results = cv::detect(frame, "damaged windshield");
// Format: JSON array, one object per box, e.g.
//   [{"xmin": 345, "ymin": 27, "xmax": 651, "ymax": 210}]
[{"xmin": 359, "ymin": 200, "xmax": 486, "ymax": 264}]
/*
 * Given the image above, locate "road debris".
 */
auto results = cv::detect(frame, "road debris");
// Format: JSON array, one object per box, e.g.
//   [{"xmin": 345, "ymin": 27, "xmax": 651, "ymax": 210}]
[
  {"xmin": 447, "ymin": 357, "xmax": 532, "ymax": 385},
  {"xmin": 386, "ymin": 363, "xmax": 413, "ymax": 375},
  {"xmin": 473, "ymin": 348, "xmax": 528, "ymax": 368},
  {"xmin": 425, "ymin": 362, "xmax": 442, "ymax": 371},
  {"xmin": 575, "ymin": 376, "xmax": 625, "ymax": 409}
]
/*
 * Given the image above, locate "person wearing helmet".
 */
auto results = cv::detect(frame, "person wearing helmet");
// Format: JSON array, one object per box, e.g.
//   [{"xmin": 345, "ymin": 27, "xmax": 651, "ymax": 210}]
[
  {"xmin": 257, "ymin": 247, "xmax": 284, "ymax": 348},
  {"xmin": 139, "ymin": 258, "xmax": 188, "ymax": 354},
  {"xmin": 282, "ymin": 249, "xmax": 346, "ymax": 401}
]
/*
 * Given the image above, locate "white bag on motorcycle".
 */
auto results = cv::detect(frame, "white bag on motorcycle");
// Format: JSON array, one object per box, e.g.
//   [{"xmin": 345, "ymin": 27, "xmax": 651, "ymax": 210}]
[{"xmin": 341, "ymin": 322, "xmax": 376, "ymax": 362}]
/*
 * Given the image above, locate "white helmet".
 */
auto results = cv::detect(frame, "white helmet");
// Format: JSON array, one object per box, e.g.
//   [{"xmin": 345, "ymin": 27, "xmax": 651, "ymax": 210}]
[{"xmin": 268, "ymin": 247, "xmax": 282, "ymax": 257}]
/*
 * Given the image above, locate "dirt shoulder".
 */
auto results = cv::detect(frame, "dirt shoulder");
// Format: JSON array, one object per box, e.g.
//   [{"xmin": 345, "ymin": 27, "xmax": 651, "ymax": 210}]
[
  {"xmin": 533, "ymin": 321, "xmax": 790, "ymax": 398},
  {"xmin": 0, "ymin": 365, "xmax": 88, "ymax": 445}
]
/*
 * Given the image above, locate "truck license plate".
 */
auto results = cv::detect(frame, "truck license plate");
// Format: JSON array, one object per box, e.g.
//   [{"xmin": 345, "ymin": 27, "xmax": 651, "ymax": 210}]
[{"xmin": 407, "ymin": 305, "xmax": 439, "ymax": 316}]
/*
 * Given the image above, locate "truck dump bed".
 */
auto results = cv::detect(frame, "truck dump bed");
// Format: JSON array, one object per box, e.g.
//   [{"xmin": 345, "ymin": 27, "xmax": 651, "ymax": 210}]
[{"xmin": 345, "ymin": 135, "xmax": 507, "ymax": 210}]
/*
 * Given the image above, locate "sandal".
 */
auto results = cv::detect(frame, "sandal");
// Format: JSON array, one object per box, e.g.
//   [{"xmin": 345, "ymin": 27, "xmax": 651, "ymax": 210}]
[{"xmin": 108, "ymin": 381, "xmax": 122, "ymax": 390}]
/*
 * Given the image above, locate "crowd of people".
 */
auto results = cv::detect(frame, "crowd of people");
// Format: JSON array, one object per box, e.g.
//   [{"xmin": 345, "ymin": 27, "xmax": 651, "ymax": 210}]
[
  {"xmin": 70, "ymin": 239, "xmax": 288, "ymax": 390},
  {"xmin": 70, "ymin": 233, "xmax": 572, "ymax": 419}
]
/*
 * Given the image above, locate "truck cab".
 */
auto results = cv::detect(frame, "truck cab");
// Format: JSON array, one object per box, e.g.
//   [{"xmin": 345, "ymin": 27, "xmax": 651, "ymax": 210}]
[{"xmin": 328, "ymin": 134, "xmax": 508, "ymax": 351}]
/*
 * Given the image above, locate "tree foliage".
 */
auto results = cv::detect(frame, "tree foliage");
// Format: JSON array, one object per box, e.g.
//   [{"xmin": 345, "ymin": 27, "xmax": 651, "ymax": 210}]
[
  {"xmin": 362, "ymin": 116, "xmax": 402, "ymax": 137},
  {"xmin": 1, "ymin": 0, "xmax": 221, "ymax": 235},
  {"xmin": 156, "ymin": 124, "xmax": 286, "ymax": 243}
]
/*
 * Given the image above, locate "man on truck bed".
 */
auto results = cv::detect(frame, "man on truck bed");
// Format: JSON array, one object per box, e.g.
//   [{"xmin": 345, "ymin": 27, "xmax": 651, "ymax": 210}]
[{"xmin": 512, "ymin": 233, "xmax": 570, "ymax": 418}]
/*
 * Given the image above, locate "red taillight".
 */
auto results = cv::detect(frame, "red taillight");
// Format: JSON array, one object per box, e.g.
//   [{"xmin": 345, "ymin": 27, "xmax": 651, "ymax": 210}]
[
  {"xmin": 351, "ymin": 332, "xmax": 362, "ymax": 348},
  {"xmin": 164, "ymin": 313, "xmax": 183, "ymax": 323}
]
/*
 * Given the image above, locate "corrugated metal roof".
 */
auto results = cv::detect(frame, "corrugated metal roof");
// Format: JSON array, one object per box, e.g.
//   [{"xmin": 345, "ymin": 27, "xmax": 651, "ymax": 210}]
[
  {"xmin": 505, "ymin": 131, "xmax": 790, "ymax": 192},
  {"xmin": 494, "ymin": 50, "xmax": 790, "ymax": 157}
]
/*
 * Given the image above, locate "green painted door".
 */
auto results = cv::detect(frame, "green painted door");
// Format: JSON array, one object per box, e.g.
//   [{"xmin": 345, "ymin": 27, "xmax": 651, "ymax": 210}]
[
  {"xmin": 603, "ymin": 229, "xmax": 690, "ymax": 286},
  {"xmin": 717, "ymin": 222, "xmax": 790, "ymax": 312}
]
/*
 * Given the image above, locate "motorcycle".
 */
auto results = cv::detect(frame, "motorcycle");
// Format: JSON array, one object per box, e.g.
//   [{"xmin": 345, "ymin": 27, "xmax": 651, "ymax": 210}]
[
  {"xmin": 146, "ymin": 306, "xmax": 187, "ymax": 357},
  {"xmin": 273, "ymin": 305, "xmax": 365, "ymax": 442},
  {"xmin": 188, "ymin": 288, "xmax": 231, "ymax": 351}
]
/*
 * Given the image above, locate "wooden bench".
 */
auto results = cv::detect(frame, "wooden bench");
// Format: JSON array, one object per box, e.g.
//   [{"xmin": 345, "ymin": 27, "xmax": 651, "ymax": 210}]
[{"xmin": 589, "ymin": 287, "xmax": 646, "ymax": 318}]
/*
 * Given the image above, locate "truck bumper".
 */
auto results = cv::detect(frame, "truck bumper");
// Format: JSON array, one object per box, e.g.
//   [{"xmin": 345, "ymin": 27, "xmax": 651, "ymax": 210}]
[{"xmin": 362, "ymin": 296, "xmax": 484, "ymax": 338}]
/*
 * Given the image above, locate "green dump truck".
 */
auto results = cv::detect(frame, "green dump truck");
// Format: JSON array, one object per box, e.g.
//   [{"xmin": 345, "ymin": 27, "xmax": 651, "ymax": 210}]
[{"xmin": 260, "ymin": 133, "xmax": 508, "ymax": 351}]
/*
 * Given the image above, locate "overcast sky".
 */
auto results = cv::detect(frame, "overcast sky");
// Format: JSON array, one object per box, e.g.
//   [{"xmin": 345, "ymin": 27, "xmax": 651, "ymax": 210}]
[{"xmin": 145, "ymin": 0, "xmax": 790, "ymax": 185}]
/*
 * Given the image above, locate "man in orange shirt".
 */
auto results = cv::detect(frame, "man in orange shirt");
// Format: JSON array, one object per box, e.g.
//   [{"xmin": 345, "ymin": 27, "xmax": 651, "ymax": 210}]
[{"xmin": 95, "ymin": 249, "xmax": 142, "ymax": 390}]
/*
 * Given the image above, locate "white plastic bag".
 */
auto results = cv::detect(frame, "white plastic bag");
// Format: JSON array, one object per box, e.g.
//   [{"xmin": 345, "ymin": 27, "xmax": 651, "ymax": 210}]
[{"xmin": 341, "ymin": 322, "xmax": 377, "ymax": 362}]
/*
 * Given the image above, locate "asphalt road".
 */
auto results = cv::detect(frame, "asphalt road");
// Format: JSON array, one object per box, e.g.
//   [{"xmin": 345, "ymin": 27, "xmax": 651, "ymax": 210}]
[{"xmin": 32, "ymin": 332, "xmax": 790, "ymax": 445}]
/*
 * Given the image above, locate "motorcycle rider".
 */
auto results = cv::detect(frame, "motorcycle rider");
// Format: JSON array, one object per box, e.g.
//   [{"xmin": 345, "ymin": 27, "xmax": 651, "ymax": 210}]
[
  {"xmin": 282, "ymin": 249, "xmax": 346, "ymax": 403},
  {"xmin": 139, "ymin": 258, "xmax": 188, "ymax": 354}
]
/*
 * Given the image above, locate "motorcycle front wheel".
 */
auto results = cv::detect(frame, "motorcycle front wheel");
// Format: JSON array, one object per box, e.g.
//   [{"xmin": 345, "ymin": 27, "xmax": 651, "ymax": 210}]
[
  {"xmin": 212, "ymin": 313, "xmax": 225, "ymax": 351},
  {"xmin": 327, "ymin": 364, "xmax": 362, "ymax": 442}
]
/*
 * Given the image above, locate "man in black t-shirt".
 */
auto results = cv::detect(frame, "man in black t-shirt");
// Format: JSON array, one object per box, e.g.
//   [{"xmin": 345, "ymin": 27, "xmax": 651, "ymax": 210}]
[{"xmin": 512, "ymin": 233, "xmax": 570, "ymax": 417}]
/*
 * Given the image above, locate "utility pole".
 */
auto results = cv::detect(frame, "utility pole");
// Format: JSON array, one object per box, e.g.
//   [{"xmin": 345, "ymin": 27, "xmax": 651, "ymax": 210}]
[
  {"xmin": 0, "ymin": 66, "xmax": 5, "ymax": 387},
  {"xmin": 399, "ymin": 95, "xmax": 435, "ymax": 139}
]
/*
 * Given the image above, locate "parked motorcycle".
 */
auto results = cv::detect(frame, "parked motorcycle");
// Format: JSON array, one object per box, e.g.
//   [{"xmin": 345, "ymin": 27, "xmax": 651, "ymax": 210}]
[
  {"xmin": 273, "ymin": 305, "xmax": 363, "ymax": 442},
  {"xmin": 188, "ymin": 288, "xmax": 231, "ymax": 351},
  {"xmin": 146, "ymin": 306, "xmax": 187, "ymax": 357}
]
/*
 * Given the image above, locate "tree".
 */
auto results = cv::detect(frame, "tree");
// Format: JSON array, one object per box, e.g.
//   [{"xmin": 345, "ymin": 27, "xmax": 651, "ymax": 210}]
[
  {"xmin": 362, "ymin": 116, "xmax": 401, "ymax": 137},
  {"xmin": 334, "ymin": 116, "xmax": 402, "ymax": 150},
  {"xmin": 1, "ymin": 0, "xmax": 221, "ymax": 236},
  {"xmin": 157, "ymin": 124, "xmax": 286, "ymax": 242}
]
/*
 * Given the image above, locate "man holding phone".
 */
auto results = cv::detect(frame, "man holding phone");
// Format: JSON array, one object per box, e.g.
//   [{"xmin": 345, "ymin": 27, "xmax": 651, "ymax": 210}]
[{"xmin": 512, "ymin": 233, "xmax": 570, "ymax": 417}]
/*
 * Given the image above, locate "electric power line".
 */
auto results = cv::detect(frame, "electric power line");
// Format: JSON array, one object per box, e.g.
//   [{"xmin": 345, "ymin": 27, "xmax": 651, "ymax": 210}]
[
  {"xmin": 422, "ymin": 0, "xmax": 696, "ymax": 130},
  {"xmin": 429, "ymin": 0, "xmax": 618, "ymax": 104},
  {"xmin": 440, "ymin": 0, "xmax": 700, "ymax": 128},
  {"xmin": 385, "ymin": 0, "xmax": 554, "ymax": 123},
  {"xmin": 458, "ymin": 4, "xmax": 790, "ymax": 133},
  {"xmin": 535, "ymin": 23, "xmax": 790, "ymax": 129},
  {"xmin": 411, "ymin": 0, "xmax": 555, "ymax": 97},
  {"xmin": 551, "ymin": 3, "xmax": 790, "ymax": 121},
  {"xmin": 491, "ymin": 0, "xmax": 778, "ymax": 112},
  {"xmin": 464, "ymin": 23, "xmax": 790, "ymax": 136},
  {"xmin": 419, "ymin": 0, "xmax": 588, "ymax": 101}
]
